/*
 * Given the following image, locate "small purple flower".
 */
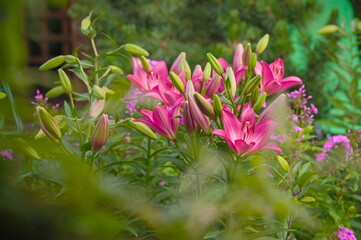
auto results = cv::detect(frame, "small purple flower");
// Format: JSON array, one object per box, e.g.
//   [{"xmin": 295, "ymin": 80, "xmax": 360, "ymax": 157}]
[
  {"xmin": 0, "ymin": 149, "xmax": 13, "ymax": 160},
  {"xmin": 316, "ymin": 152, "xmax": 327, "ymax": 162},
  {"xmin": 293, "ymin": 126, "xmax": 303, "ymax": 133},
  {"xmin": 334, "ymin": 226, "xmax": 357, "ymax": 240},
  {"xmin": 159, "ymin": 181, "xmax": 166, "ymax": 186},
  {"xmin": 292, "ymin": 115, "xmax": 298, "ymax": 122},
  {"xmin": 316, "ymin": 135, "xmax": 353, "ymax": 162},
  {"xmin": 288, "ymin": 85, "xmax": 317, "ymax": 126}
]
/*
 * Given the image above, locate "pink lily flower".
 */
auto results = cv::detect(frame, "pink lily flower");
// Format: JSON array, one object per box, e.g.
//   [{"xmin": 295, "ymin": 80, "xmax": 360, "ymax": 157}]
[
  {"xmin": 255, "ymin": 58, "xmax": 302, "ymax": 95},
  {"xmin": 127, "ymin": 57, "xmax": 169, "ymax": 92},
  {"xmin": 135, "ymin": 105, "xmax": 180, "ymax": 140},
  {"xmin": 213, "ymin": 104, "xmax": 281, "ymax": 156},
  {"xmin": 145, "ymin": 80, "xmax": 184, "ymax": 107}
]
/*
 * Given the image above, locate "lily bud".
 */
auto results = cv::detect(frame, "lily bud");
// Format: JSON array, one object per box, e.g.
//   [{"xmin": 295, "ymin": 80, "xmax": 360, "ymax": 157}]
[
  {"xmin": 188, "ymin": 95, "xmax": 211, "ymax": 134},
  {"xmin": 170, "ymin": 52, "xmax": 186, "ymax": 74},
  {"xmin": 212, "ymin": 94, "xmax": 222, "ymax": 118},
  {"xmin": 225, "ymin": 67, "xmax": 236, "ymax": 98},
  {"xmin": 194, "ymin": 92, "xmax": 215, "ymax": 119},
  {"xmin": 181, "ymin": 59, "xmax": 191, "ymax": 80},
  {"xmin": 250, "ymin": 87, "xmax": 259, "ymax": 104},
  {"xmin": 277, "ymin": 156, "xmax": 289, "ymax": 171},
  {"xmin": 91, "ymin": 114, "xmax": 109, "ymax": 152},
  {"xmin": 45, "ymin": 86, "xmax": 65, "ymax": 98},
  {"xmin": 140, "ymin": 56, "xmax": 151, "ymax": 72},
  {"xmin": 244, "ymin": 75, "xmax": 262, "ymax": 94},
  {"xmin": 124, "ymin": 43, "xmax": 149, "ymax": 57},
  {"xmin": 92, "ymin": 85, "xmax": 106, "ymax": 99},
  {"xmin": 89, "ymin": 99, "xmax": 105, "ymax": 118},
  {"xmin": 248, "ymin": 53, "xmax": 257, "ymax": 71},
  {"xmin": 39, "ymin": 55, "xmax": 64, "ymax": 71},
  {"xmin": 185, "ymin": 80, "xmax": 195, "ymax": 99},
  {"xmin": 183, "ymin": 101, "xmax": 197, "ymax": 134},
  {"xmin": 203, "ymin": 62, "xmax": 211, "ymax": 82},
  {"xmin": 170, "ymin": 71, "xmax": 185, "ymax": 94},
  {"xmin": 108, "ymin": 65, "xmax": 124, "ymax": 74},
  {"xmin": 0, "ymin": 92, "xmax": 6, "ymax": 100},
  {"xmin": 64, "ymin": 55, "xmax": 78, "ymax": 64},
  {"xmin": 233, "ymin": 44, "xmax": 244, "ymax": 69},
  {"xmin": 193, "ymin": 64, "xmax": 202, "ymax": 73},
  {"xmin": 206, "ymin": 53, "xmax": 224, "ymax": 76},
  {"xmin": 129, "ymin": 121, "xmax": 158, "ymax": 140},
  {"xmin": 36, "ymin": 106, "xmax": 62, "ymax": 141},
  {"xmin": 81, "ymin": 16, "xmax": 91, "ymax": 31},
  {"xmin": 242, "ymin": 43, "xmax": 252, "ymax": 66},
  {"xmin": 253, "ymin": 92, "xmax": 267, "ymax": 112},
  {"xmin": 205, "ymin": 75, "xmax": 221, "ymax": 98},
  {"xmin": 300, "ymin": 196, "xmax": 316, "ymax": 203},
  {"xmin": 58, "ymin": 69, "xmax": 73, "ymax": 94},
  {"xmin": 317, "ymin": 25, "xmax": 340, "ymax": 34},
  {"xmin": 256, "ymin": 34, "xmax": 269, "ymax": 54},
  {"xmin": 103, "ymin": 87, "xmax": 116, "ymax": 95}
]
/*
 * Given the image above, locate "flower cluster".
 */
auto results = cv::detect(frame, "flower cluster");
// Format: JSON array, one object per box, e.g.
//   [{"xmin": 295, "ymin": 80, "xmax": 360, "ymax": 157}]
[
  {"xmin": 0, "ymin": 149, "xmax": 13, "ymax": 160},
  {"xmin": 334, "ymin": 226, "xmax": 357, "ymax": 240},
  {"xmin": 31, "ymin": 89, "xmax": 60, "ymax": 109},
  {"xmin": 316, "ymin": 135, "xmax": 353, "ymax": 162},
  {"xmin": 288, "ymin": 84, "xmax": 318, "ymax": 126},
  {"xmin": 127, "ymin": 41, "xmax": 302, "ymax": 156}
]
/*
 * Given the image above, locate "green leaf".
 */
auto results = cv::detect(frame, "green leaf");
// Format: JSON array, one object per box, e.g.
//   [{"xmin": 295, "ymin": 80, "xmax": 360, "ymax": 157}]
[
  {"xmin": 297, "ymin": 171, "xmax": 317, "ymax": 188},
  {"xmin": 0, "ymin": 92, "xmax": 6, "ymax": 100}
]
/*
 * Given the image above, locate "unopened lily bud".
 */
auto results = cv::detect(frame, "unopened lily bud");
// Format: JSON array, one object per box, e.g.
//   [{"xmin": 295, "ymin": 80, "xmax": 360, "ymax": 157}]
[
  {"xmin": 193, "ymin": 65, "xmax": 202, "ymax": 74},
  {"xmin": 124, "ymin": 43, "xmax": 149, "ymax": 57},
  {"xmin": 39, "ymin": 55, "xmax": 64, "ymax": 71},
  {"xmin": 64, "ymin": 55, "xmax": 78, "ymax": 64},
  {"xmin": 140, "ymin": 56, "xmax": 151, "ymax": 72},
  {"xmin": 91, "ymin": 114, "xmax": 109, "ymax": 152},
  {"xmin": 170, "ymin": 52, "xmax": 186, "ymax": 74},
  {"xmin": 253, "ymin": 92, "xmax": 267, "ymax": 112},
  {"xmin": 189, "ymin": 96, "xmax": 211, "ymax": 134},
  {"xmin": 205, "ymin": 75, "xmax": 221, "ymax": 98},
  {"xmin": 46, "ymin": 86, "xmax": 65, "ymax": 98},
  {"xmin": 256, "ymin": 34, "xmax": 269, "ymax": 54},
  {"xmin": 108, "ymin": 65, "xmax": 124, "ymax": 74},
  {"xmin": 206, "ymin": 53, "xmax": 224, "ymax": 76},
  {"xmin": 36, "ymin": 106, "xmax": 62, "ymax": 141},
  {"xmin": 103, "ymin": 87, "xmax": 116, "ymax": 95},
  {"xmin": 212, "ymin": 94, "xmax": 222, "ymax": 117},
  {"xmin": 250, "ymin": 87, "xmax": 259, "ymax": 104},
  {"xmin": 242, "ymin": 43, "xmax": 252, "ymax": 66},
  {"xmin": 248, "ymin": 53, "xmax": 257, "ymax": 71},
  {"xmin": 92, "ymin": 85, "xmax": 106, "ymax": 99},
  {"xmin": 233, "ymin": 43, "xmax": 244, "ymax": 69},
  {"xmin": 203, "ymin": 62, "xmax": 211, "ymax": 82},
  {"xmin": 183, "ymin": 101, "xmax": 197, "ymax": 134},
  {"xmin": 225, "ymin": 67, "xmax": 236, "ymax": 98},
  {"xmin": 185, "ymin": 80, "xmax": 195, "ymax": 99},
  {"xmin": 81, "ymin": 16, "xmax": 91, "ymax": 31},
  {"xmin": 317, "ymin": 25, "xmax": 339, "ymax": 34},
  {"xmin": 244, "ymin": 75, "xmax": 262, "ymax": 94},
  {"xmin": 170, "ymin": 71, "xmax": 185, "ymax": 94},
  {"xmin": 58, "ymin": 69, "xmax": 73, "ymax": 94},
  {"xmin": 194, "ymin": 92, "xmax": 215, "ymax": 119},
  {"xmin": 277, "ymin": 156, "xmax": 289, "ymax": 171},
  {"xmin": 181, "ymin": 59, "xmax": 191, "ymax": 80},
  {"xmin": 89, "ymin": 99, "xmax": 105, "ymax": 118},
  {"xmin": 16, "ymin": 139, "xmax": 41, "ymax": 160},
  {"xmin": 129, "ymin": 121, "xmax": 158, "ymax": 140},
  {"xmin": 300, "ymin": 196, "xmax": 316, "ymax": 203},
  {"xmin": 0, "ymin": 92, "xmax": 6, "ymax": 100}
]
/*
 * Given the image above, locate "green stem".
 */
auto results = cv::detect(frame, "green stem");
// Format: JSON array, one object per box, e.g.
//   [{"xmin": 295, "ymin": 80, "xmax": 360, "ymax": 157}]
[
  {"xmin": 68, "ymin": 93, "xmax": 84, "ymax": 146},
  {"xmin": 146, "ymin": 137, "xmax": 152, "ymax": 198},
  {"xmin": 90, "ymin": 38, "xmax": 100, "ymax": 85}
]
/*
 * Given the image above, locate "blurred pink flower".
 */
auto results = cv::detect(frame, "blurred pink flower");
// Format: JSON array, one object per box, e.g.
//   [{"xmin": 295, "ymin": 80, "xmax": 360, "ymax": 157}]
[
  {"xmin": 255, "ymin": 58, "xmax": 302, "ymax": 95},
  {"xmin": 135, "ymin": 105, "xmax": 180, "ymax": 140},
  {"xmin": 334, "ymin": 226, "xmax": 356, "ymax": 240}
]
